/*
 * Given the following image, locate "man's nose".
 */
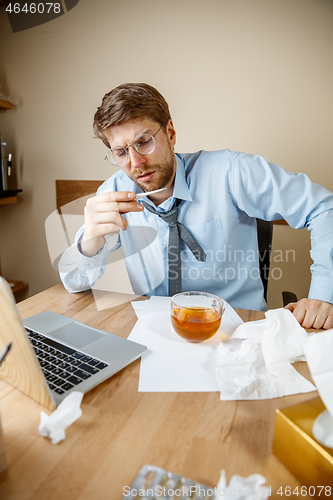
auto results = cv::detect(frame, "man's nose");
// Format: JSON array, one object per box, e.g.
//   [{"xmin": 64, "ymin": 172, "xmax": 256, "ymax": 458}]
[{"xmin": 128, "ymin": 147, "xmax": 146, "ymax": 169}]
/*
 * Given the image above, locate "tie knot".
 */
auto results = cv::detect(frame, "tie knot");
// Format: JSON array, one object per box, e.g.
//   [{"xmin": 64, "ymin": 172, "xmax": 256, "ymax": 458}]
[{"xmin": 142, "ymin": 200, "xmax": 179, "ymax": 226}]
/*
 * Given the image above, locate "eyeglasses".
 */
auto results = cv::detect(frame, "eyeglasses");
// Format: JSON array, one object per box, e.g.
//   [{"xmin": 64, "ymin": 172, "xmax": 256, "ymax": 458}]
[{"xmin": 104, "ymin": 124, "xmax": 164, "ymax": 166}]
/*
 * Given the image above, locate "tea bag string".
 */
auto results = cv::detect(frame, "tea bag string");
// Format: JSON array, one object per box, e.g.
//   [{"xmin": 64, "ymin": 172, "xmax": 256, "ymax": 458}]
[{"xmin": 141, "ymin": 198, "xmax": 206, "ymax": 296}]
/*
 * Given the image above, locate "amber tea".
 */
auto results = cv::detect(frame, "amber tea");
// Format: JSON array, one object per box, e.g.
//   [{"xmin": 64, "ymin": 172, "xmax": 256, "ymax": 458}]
[
  {"xmin": 171, "ymin": 307, "xmax": 221, "ymax": 342},
  {"xmin": 171, "ymin": 292, "xmax": 224, "ymax": 343}
]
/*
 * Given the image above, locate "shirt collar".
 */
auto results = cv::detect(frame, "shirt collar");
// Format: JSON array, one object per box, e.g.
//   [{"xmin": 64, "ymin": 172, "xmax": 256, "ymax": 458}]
[{"xmin": 172, "ymin": 154, "xmax": 193, "ymax": 202}]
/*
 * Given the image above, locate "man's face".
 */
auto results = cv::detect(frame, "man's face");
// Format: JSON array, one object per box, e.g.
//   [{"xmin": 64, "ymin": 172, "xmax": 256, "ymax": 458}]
[{"xmin": 104, "ymin": 118, "xmax": 177, "ymax": 192}]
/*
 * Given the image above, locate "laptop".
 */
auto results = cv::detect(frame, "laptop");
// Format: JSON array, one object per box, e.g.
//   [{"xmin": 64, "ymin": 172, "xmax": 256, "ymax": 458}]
[{"xmin": 0, "ymin": 277, "xmax": 147, "ymax": 410}]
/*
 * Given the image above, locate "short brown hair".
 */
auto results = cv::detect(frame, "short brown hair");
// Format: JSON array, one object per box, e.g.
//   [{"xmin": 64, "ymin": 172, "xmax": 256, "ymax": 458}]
[{"xmin": 93, "ymin": 83, "xmax": 172, "ymax": 147}]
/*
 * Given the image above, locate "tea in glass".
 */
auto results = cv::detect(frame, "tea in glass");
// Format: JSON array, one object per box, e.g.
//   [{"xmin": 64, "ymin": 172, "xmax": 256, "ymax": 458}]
[{"xmin": 171, "ymin": 292, "xmax": 224, "ymax": 343}]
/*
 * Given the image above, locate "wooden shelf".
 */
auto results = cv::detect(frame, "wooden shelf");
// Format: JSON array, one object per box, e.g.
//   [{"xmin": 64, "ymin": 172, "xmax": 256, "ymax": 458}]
[
  {"xmin": 0, "ymin": 92, "xmax": 24, "ymax": 297},
  {"xmin": 0, "ymin": 196, "xmax": 18, "ymax": 205},
  {"xmin": 0, "ymin": 99, "xmax": 12, "ymax": 110},
  {"xmin": 7, "ymin": 280, "xmax": 24, "ymax": 293}
]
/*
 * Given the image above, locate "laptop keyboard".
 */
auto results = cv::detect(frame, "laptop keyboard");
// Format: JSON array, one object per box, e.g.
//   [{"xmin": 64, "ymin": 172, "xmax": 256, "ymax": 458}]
[{"xmin": 25, "ymin": 328, "xmax": 109, "ymax": 395}]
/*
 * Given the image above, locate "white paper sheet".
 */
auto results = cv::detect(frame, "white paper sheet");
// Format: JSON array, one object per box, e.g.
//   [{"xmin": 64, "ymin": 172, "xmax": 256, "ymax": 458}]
[{"xmin": 128, "ymin": 296, "xmax": 243, "ymax": 392}]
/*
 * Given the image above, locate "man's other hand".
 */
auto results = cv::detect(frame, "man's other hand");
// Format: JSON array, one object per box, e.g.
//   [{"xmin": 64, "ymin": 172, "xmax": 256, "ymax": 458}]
[{"xmin": 285, "ymin": 298, "xmax": 333, "ymax": 330}]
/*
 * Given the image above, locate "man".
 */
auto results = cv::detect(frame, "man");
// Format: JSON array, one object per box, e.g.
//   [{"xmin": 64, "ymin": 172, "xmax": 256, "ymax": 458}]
[{"xmin": 59, "ymin": 83, "xmax": 333, "ymax": 329}]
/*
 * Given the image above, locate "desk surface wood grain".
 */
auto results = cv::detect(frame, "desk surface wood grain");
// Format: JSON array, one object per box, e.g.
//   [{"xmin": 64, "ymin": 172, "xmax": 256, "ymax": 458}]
[{"xmin": 0, "ymin": 285, "xmax": 317, "ymax": 499}]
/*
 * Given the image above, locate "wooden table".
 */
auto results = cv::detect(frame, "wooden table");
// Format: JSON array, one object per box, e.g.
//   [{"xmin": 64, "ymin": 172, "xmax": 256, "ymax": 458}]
[{"xmin": 0, "ymin": 285, "xmax": 318, "ymax": 499}]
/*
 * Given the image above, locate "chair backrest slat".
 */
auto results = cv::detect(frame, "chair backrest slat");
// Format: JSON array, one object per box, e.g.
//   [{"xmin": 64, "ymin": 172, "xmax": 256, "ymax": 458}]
[{"xmin": 56, "ymin": 180, "xmax": 103, "ymax": 214}]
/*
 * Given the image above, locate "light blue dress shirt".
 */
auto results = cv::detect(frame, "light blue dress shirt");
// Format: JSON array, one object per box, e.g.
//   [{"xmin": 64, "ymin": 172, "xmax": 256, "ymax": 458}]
[{"xmin": 59, "ymin": 150, "xmax": 333, "ymax": 311}]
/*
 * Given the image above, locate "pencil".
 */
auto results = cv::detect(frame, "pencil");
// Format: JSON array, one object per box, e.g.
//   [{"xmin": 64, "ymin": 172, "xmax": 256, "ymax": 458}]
[{"xmin": 0, "ymin": 342, "xmax": 12, "ymax": 366}]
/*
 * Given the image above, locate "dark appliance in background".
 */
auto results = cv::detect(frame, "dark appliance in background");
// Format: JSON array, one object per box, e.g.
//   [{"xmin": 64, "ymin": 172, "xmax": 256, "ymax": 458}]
[
  {"xmin": 0, "ymin": 133, "xmax": 7, "ymax": 191},
  {"xmin": 0, "ymin": 134, "xmax": 22, "ymax": 198}
]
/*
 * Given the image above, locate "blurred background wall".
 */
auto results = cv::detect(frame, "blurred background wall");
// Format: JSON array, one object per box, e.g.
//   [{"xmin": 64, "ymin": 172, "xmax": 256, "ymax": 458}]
[{"xmin": 0, "ymin": 0, "xmax": 332, "ymax": 308}]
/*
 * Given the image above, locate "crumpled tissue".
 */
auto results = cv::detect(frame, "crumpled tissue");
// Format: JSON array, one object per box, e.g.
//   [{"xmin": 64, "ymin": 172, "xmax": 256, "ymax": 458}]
[
  {"xmin": 38, "ymin": 391, "xmax": 83, "ymax": 444},
  {"xmin": 303, "ymin": 329, "xmax": 333, "ymax": 448},
  {"xmin": 215, "ymin": 470, "xmax": 271, "ymax": 500},
  {"xmin": 216, "ymin": 308, "xmax": 316, "ymax": 400}
]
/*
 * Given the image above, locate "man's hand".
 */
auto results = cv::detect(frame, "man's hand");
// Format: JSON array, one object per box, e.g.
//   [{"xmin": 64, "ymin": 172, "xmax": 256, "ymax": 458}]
[
  {"xmin": 80, "ymin": 191, "xmax": 144, "ymax": 257},
  {"xmin": 285, "ymin": 298, "xmax": 333, "ymax": 330}
]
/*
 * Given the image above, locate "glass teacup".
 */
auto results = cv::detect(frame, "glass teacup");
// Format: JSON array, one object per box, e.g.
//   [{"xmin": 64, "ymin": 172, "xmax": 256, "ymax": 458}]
[{"xmin": 171, "ymin": 291, "xmax": 225, "ymax": 343}]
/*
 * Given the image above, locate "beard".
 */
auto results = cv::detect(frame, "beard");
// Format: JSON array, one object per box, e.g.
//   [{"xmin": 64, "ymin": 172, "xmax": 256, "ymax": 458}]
[{"xmin": 128, "ymin": 145, "xmax": 176, "ymax": 192}]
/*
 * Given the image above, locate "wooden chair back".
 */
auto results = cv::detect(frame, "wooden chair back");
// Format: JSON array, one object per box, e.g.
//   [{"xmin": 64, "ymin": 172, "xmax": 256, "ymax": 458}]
[{"xmin": 56, "ymin": 180, "xmax": 104, "ymax": 214}]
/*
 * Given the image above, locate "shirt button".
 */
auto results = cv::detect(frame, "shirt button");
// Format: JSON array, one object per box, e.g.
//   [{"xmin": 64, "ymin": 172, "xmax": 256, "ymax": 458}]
[
  {"xmin": 163, "ymin": 240, "xmax": 167, "ymax": 245},
  {"xmin": 89, "ymin": 263, "xmax": 94, "ymax": 268}
]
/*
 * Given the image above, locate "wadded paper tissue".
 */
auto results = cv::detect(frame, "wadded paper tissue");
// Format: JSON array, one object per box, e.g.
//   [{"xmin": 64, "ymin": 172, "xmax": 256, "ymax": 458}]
[
  {"xmin": 39, "ymin": 391, "xmax": 83, "ymax": 445},
  {"xmin": 304, "ymin": 330, "xmax": 333, "ymax": 448},
  {"xmin": 216, "ymin": 308, "xmax": 316, "ymax": 400}
]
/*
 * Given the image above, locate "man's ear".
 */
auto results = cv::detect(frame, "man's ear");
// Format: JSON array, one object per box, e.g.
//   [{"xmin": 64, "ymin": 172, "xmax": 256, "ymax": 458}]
[{"xmin": 165, "ymin": 119, "xmax": 176, "ymax": 147}]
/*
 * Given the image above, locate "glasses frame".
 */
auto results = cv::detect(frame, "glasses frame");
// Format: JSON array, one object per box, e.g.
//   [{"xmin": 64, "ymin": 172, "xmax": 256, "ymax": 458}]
[{"xmin": 104, "ymin": 124, "xmax": 164, "ymax": 166}]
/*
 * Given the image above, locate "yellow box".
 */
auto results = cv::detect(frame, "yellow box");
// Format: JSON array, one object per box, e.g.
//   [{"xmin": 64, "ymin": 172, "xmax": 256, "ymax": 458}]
[
  {"xmin": 273, "ymin": 397, "xmax": 333, "ymax": 490},
  {"xmin": 0, "ymin": 412, "xmax": 6, "ymax": 473}
]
